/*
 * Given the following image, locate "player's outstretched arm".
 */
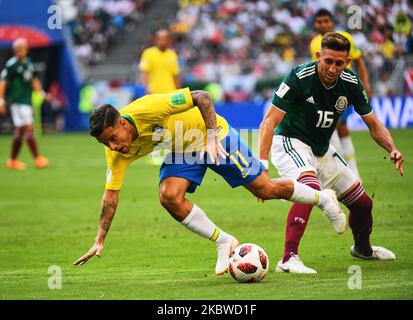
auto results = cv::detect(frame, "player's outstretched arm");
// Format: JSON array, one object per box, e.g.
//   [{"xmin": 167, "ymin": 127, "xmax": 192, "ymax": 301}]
[
  {"xmin": 191, "ymin": 90, "xmax": 218, "ymax": 131},
  {"xmin": 191, "ymin": 90, "xmax": 228, "ymax": 165},
  {"xmin": 73, "ymin": 189, "xmax": 119, "ymax": 265},
  {"xmin": 362, "ymin": 112, "xmax": 404, "ymax": 176}
]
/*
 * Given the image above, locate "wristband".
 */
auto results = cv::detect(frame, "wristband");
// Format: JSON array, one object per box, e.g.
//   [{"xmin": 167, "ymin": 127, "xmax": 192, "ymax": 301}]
[
  {"xmin": 0, "ymin": 98, "xmax": 5, "ymax": 105},
  {"xmin": 260, "ymin": 159, "xmax": 269, "ymax": 170}
]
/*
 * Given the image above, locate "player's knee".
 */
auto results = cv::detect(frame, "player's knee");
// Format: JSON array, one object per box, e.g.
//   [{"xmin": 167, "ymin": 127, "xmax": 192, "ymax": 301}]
[
  {"xmin": 159, "ymin": 189, "xmax": 185, "ymax": 209},
  {"xmin": 15, "ymin": 128, "xmax": 25, "ymax": 137}
]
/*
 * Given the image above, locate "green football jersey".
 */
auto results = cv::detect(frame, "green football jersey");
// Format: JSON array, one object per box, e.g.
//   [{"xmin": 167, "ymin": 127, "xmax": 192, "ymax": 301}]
[
  {"xmin": 0, "ymin": 56, "xmax": 35, "ymax": 105},
  {"xmin": 271, "ymin": 61, "xmax": 372, "ymax": 156}
]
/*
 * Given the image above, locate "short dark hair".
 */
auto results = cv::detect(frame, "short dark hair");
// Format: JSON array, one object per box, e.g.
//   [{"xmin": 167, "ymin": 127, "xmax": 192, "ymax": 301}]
[
  {"xmin": 314, "ymin": 8, "xmax": 334, "ymax": 20},
  {"xmin": 321, "ymin": 32, "xmax": 351, "ymax": 53},
  {"xmin": 89, "ymin": 104, "xmax": 120, "ymax": 138}
]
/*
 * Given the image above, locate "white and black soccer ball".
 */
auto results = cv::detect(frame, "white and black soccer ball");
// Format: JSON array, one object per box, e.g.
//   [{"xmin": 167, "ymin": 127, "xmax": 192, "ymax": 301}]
[{"xmin": 228, "ymin": 243, "xmax": 269, "ymax": 283}]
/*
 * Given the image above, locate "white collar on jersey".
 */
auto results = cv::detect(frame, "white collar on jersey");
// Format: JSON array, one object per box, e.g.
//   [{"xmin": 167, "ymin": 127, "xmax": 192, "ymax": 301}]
[{"xmin": 319, "ymin": 77, "xmax": 338, "ymax": 90}]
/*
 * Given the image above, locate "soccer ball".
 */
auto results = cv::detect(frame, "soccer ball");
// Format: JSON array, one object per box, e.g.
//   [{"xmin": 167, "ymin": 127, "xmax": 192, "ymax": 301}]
[{"xmin": 228, "ymin": 243, "xmax": 269, "ymax": 283}]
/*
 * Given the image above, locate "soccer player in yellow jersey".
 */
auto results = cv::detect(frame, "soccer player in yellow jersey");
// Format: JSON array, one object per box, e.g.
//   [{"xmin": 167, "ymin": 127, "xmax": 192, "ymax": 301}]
[
  {"xmin": 310, "ymin": 9, "xmax": 372, "ymax": 180},
  {"xmin": 139, "ymin": 29, "xmax": 181, "ymax": 165},
  {"xmin": 139, "ymin": 29, "xmax": 180, "ymax": 94},
  {"xmin": 73, "ymin": 88, "xmax": 347, "ymax": 274}
]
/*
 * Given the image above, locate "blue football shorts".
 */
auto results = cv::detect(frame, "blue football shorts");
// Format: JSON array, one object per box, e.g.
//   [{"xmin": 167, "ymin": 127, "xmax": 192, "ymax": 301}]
[{"xmin": 159, "ymin": 127, "xmax": 264, "ymax": 193}]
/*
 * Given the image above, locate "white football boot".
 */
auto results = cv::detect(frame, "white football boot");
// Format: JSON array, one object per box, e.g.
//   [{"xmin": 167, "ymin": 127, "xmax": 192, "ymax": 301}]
[
  {"xmin": 350, "ymin": 245, "xmax": 396, "ymax": 260},
  {"xmin": 276, "ymin": 254, "xmax": 317, "ymax": 274},
  {"xmin": 318, "ymin": 189, "xmax": 347, "ymax": 234},
  {"xmin": 215, "ymin": 237, "xmax": 239, "ymax": 275}
]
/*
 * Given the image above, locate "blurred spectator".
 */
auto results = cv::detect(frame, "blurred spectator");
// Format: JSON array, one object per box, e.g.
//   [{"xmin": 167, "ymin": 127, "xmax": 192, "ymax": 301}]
[
  {"xmin": 376, "ymin": 70, "xmax": 396, "ymax": 97},
  {"xmin": 380, "ymin": 27, "xmax": 397, "ymax": 61},
  {"xmin": 393, "ymin": 11, "xmax": 412, "ymax": 53},
  {"xmin": 48, "ymin": 81, "xmax": 67, "ymax": 132},
  {"xmin": 404, "ymin": 69, "xmax": 413, "ymax": 95},
  {"xmin": 58, "ymin": 0, "xmax": 148, "ymax": 70}
]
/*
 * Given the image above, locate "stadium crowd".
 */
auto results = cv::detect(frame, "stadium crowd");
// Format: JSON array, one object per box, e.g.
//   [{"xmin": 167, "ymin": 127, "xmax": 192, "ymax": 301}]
[
  {"xmin": 167, "ymin": 0, "xmax": 413, "ymax": 100},
  {"xmin": 58, "ymin": 0, "xmax": 147, "ymax": 68}
]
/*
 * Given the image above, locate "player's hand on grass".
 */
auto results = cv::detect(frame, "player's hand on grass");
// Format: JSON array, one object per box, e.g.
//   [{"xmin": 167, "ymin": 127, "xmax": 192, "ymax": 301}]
[
  {"xmin": 73, "ymin": 239, "xmax": 104, "ymax": 265},
  {"xmin": 257, "ymin": 169, "xmax": 270, "ymax": 203},
  {"xmin": 200, "ymin": 130, "xmax": 228, "ymax": 165},
  {"xmin": 390, "ymin": 149, "xmax": 404, "ymax": 176}
]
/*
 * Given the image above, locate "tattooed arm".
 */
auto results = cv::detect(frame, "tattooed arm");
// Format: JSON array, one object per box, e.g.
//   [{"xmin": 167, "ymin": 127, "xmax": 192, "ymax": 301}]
[
  {"xmin": 97, "ymin": 190, "xmax": 119, "ymax": 241},
  {"xmin": 191, "ymin": 90, "xmax": 217, "ymax": 130},
  {"xmin": 73, "ymin": 190, "xmax": 119, "ymax": 265},
  {"xmin": 190, "ymin": 90, "xmax": 228, "ymax": 164}
]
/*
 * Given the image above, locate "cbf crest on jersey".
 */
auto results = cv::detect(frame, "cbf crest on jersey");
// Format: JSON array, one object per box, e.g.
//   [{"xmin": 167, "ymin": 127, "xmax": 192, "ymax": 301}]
[
  {"xmin": 335, "ymin": 96, "xmax": 348, "ymax": 113},
  {"xmin": 152, "ymin": 124, "xmax": 166, "ymax": 134}
]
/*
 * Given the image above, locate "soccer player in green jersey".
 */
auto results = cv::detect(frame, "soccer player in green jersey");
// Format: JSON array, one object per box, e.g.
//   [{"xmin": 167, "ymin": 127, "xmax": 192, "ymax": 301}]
[
  {"xmin": 310, "ymin": 8, "xmax": 372, "ymax": 181},
  {"xmin": 0, "ymin": 38, "xmax": 50, "ymax": 170},
  {"xmin": 259, "ymin": 32, "xmax": 404, "ymax": 273}
]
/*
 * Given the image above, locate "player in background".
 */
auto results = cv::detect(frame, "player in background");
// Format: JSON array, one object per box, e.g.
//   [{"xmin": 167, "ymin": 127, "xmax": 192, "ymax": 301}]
[
  {"xmin": 139, "ymin": 29, "xmax": 181, "ymax": 165},
  {"xmin": 0, "ymin": 38, "xmax": 49, "ymax": 170},
  {"xmin": 260, "ymin": 33, "xmax": 403, "ymax": 273},
  {"xmin": 73, "ymin": 88, "xmax": 346, "ymax": 274},
  {"xmin": 310, "ymin": 9, "xmax": 372, "ymax": 180},
  {"xmin": 139, "ymin": 29, "xmax": 180, "ymax": 94}
]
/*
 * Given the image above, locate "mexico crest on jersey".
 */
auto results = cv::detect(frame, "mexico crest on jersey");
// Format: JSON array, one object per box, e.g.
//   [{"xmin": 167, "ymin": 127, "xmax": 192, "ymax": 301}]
[{"xmin": 335, "ymin": 96, "xmax": 348, "ymax": 113}]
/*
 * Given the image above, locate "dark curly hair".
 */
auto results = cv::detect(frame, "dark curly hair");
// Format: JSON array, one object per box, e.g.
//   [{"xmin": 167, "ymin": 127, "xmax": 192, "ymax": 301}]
[{"xmin": 89, "ymin": 104, "xmax": 120, "ymax": 138}]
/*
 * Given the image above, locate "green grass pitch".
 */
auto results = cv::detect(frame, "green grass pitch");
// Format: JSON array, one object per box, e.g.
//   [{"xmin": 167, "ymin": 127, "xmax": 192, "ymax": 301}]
[{"xmin": 0, "ymin": 129, "xmax": 412, "ymax": 299}]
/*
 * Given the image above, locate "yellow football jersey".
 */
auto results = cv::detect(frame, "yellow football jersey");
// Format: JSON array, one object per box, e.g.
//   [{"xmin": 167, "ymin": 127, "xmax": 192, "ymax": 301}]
[
  {"xmin": 138, "ymin": 46, "xmax": 180, "ymax": 93},
  {"xmin": 309, "ymin": 30, "xmax": 362, "ymax": 70},
  {"xmin": 105, "ymin": 88, "xmax": 229, "ymax": 190}
]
